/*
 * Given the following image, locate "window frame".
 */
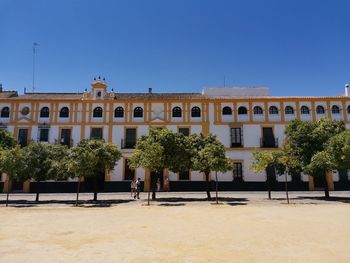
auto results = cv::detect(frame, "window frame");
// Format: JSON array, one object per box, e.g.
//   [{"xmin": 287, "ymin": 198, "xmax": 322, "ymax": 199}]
[
  {"xmin": 59, "ymin": 107, "xmax": 69, "ymax": 118},
  {"xmin": 222, "ymin": 106, "xmax": 232, "ymax": 115},
  {"xmin": 133, "ymin": 107, "xmax": 143, "ymax": 118},
  {"xmin": 191, "ymin": 106, "xmax": 201, "ymax": 118},
  {"xmin": 114, "ymin": 107, "xmax": 124, "ymax": 118},
  {"xmin": 40, "ymin": 107, "xmax": 50, "ymax": 118},
  {"xmin": 316, "ymin": 105, "xmax": 325, "ymax": 114},
  {"xmin": 238, "ymin": 106, "xmax": 247, "ymax": 115},
  {"xmin": 269, "ymin": 106, "xmax": 279, "ymax": 115},
  {"xmin": 285, "ymin": 106, "xmax": 294, "ymax": 115},
  {"xmin": 300, "ymin": 105, "xmax": 310, "ymax": 115},
  {"xmin": 172, "ymin": 106, "xmax": 182, "ymax": 118},
  {"xmin": 253, "ymin": 106, "xmax": 263, "ymax": 115},
  {"xmin": 93, "ymin": 107, "xmax": 103, "ymax": 118}
]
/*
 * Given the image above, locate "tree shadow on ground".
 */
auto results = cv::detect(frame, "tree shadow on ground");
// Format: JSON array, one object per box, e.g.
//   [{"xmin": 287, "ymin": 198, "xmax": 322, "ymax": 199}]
[
  {"xmin": 0, "ymin": 199, "xmax": 135, "ymax": 208},
  {"xmin": 158, "ymin": 203, "xmax": 186, "ymax": 206},
  {"xmin": 294, "ymin": 196, "xmax": 350, "ymax": 204},
  {"xmin": 155, "ymin": 197, "xmax": 248, "ymax": 203}
]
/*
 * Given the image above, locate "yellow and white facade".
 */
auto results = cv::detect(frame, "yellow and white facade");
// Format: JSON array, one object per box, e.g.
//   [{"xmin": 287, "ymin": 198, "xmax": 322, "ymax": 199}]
[{"xmin": 1, "ymin": 79, "xmax": 350, "ymax": 192}]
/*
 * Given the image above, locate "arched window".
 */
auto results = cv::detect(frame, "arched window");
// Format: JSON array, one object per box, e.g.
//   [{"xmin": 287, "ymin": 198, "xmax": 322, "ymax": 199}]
[
  {"xmin": 316, "ymin": 105, "xmax": 325, "ymax": 114},
  {"xmin": 93, "ymin": 107, "xmax": 103, "ymax": 118},
  {"xmin": 348, "ymin": 105, "xmax": 350, "ymax": 114},
  {"xmin": 238, "ymin": 106, "xmax": 247, "ymax": 115},
  {"xmin": 172, "ymin": 106, "xmax": 182, "ymax": 118},
  {"xmin": 59, "ymin": 107, "xmax": 69, "ymax": 118},
  {"xmin": 114, "ymin": 107, "xmax": 124, "ymax": 118},
  {"xmin": 40, "ymin": 107, "xmax": 50, "ymax": 118},
  {"xmin": 253, "ymin": 106, "xmax": 263, "ymax": 115},
  {"xmin": 222, "ymin": 106, "xmax": 232, "ymax": 115},
  {"xmin": 301, "ymin": 106, "xmax": 310, "ymax": 115},
  {"xmin": 269, "ymin": 106, "xmax": 279, "ymax": 115},
  {"xmin": 332, "ymin": 105, "xmax": 340, "ymax": 114},
  {"xmin": 0, "ymin": 107, "xmax": 10, "ymax": 118},
  {"xmin": 191, "ymin": 106, "xmax": 201, "ymax": 117},
  {"xmin": 134, "ymin": 107, "xmax": 143, "ymax": 118},
  {"xmin": 285, "ymin": 106, "xmax": 294, "ymax": 115}
]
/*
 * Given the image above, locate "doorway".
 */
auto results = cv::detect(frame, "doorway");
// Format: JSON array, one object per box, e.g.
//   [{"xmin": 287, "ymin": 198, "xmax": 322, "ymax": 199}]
[{"xmin": 18, "ymin": 128, "xmax": 28, "ymax": 147}]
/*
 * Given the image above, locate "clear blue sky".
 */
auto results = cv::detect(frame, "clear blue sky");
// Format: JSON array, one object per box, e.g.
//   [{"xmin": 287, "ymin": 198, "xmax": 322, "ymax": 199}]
[{"xmin": 1, "ymin": 0, "xmax": 349, "ymax": 96}]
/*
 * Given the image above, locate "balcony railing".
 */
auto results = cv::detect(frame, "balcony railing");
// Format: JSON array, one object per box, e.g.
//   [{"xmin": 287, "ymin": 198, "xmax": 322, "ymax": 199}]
[
  {"xmin": 121, "ymin": 138, "xmax": 136, "ymax": 149},
  {"xmin": 260, "ymin": 137, "xmax": 278, "ymax": 148}
]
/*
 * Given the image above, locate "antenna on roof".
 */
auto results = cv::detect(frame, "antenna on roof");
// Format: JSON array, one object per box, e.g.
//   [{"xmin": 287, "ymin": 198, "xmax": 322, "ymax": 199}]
[{"xmin": 32, "ymin": 42, "xmax": 39, "ymax": 92}]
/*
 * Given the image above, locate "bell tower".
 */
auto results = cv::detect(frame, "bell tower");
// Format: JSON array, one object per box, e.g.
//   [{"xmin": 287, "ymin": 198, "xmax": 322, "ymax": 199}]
[{"xmin": 91, "ymin": 76, "xmax": 107, "ymax": 99}]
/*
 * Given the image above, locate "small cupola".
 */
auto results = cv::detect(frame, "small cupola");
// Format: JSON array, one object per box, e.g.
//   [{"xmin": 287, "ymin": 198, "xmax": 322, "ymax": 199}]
[{"xmin": 91, "ymin": 76, "xmax": 107, "ymax": 99}]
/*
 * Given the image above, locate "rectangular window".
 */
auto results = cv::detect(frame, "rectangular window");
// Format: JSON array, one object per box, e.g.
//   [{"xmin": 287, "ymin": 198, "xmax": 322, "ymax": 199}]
[
  {"xmin": 261, "ymin": 127, "xmax": 277, "ymax": 148},
  {"xmin": 178, "ymin": 127, "xmax": 190, "ymax": 136},
  {"xmin": 233, "ymin": 162, "xmax": 243, "ymax": 180},
  {"xmin": 231, "ymin": 127, "xmax": 242, "ymax": 147},
  {"xmin": 60, "ymin": 128, "xmax": 72, "ymax": 147},
  {"xmin": 124, "ymin": 159, "xmax": 135, "ymax": 180},
  {"xmin": 39, "ymin": 128, "xmax": 49, "ymax": 142},
  {"xmin": 125, "ymin": 128, "xmax": 136, "ymax": 148},
  {"xmin": 91, "ymin": 128, "xmax": 103, "ymax": 140},
  {"xmin": 179, "ymin": 170, "xmax": 190, "ymax": 180},
  {"xmin": 18, "ymin": 128, "xmax": 28, "ymax": 147}
]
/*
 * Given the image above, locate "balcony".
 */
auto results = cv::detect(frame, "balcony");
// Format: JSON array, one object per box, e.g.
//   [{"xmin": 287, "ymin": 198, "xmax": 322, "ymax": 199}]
[{"xmin": 260, "ymin": 137, "xmax": 278, "ymax": 148}]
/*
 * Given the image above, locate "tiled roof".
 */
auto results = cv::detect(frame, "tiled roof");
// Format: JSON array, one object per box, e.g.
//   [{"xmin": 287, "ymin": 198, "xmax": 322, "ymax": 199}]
[
  {"xmin": 15, "ymin": 93, "xmax": 83, "ymax": 100},
  {"xmin": 114, "ymin": 93, "xmax": 203, "ymax": 99},
  {"xmin": 0, "ymin": 91, "xmax": 18, "ymax": 98}
]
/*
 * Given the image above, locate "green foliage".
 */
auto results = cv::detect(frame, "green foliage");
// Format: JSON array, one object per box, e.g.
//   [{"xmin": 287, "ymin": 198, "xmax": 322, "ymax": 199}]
[
  {"xmin": 47, "ymin": 144, "xmax": 73, "ymax": 180},
  {"xmin": 0, "ymin": 146, "xmax": 27, "ymax": 181},
  {"xmin": 326, "ymin": 130, "xmax": 350, "ymax": 170},
  {"xmin": 23, "ymin": 142, "xmax": 53, "ymax": 182},
  {"xmin": 68, "ymin": 140, "xmax": 122, "ymax": 178},
  {"xmin": 0, "ymin": 129, "xmax": 16, "ymax": 149},
  {"xmin": 129, "ymin": 128, "xmax": 191, "ymax": 173},
  {"xmin": 305, "ymin": 151, "xmax": 334, "ymax": 177},
  {"xmin": 284, "ymin": 117, "xmax": 345, "ymax": 171},
  {"xmin": 189, "ymin": 133, "xmax": 232, "ymax": 174}
]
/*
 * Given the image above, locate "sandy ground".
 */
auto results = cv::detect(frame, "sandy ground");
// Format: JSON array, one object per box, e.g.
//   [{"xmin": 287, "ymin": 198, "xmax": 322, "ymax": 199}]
[{"xmin": 1, "ymin": 192, "xmax": 350, "ymax": 263}]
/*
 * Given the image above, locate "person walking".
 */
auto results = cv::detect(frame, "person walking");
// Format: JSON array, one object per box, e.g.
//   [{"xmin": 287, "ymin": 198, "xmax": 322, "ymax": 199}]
[
  {"xmin": 130, "ymin": 179, "xmax": 136, "ymax": 198},
  {"xmin": 135, "ymin": 178, "xmax": 141, "ymax": 199}
]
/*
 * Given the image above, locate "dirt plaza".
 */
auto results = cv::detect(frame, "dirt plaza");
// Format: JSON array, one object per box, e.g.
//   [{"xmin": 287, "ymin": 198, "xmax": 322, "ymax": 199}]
[{"xmin": 1, "ymin": 191, "xmax": 350, "ymax": 263}]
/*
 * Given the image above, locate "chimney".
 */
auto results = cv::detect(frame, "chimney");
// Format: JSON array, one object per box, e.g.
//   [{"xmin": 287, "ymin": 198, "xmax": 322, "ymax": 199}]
[
  {"xmin": 148, "ymin": 87, "xmax": 152, "ymax": 94},
  {"xmin": 0, "ymin": 83, "xmax": 2, "ymax": 92},
  {"xmin": 345, "ymin": 84, "xmax": 349, "ymax": 97}
]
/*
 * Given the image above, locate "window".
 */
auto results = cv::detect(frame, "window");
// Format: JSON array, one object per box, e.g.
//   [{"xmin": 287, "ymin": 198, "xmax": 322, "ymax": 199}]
[
  {"xmin": 59, "ymin": 107, "xmax": 69, "ymax": 118},
  {"xmin": 18, "ymin": 128, "xmax": 28, "ymax": 147},
  {"xmin": 172, "ymin": 106, "xmax": 182, "ymax": 118},
  {"xmin": 300, "ymin": 106, "xmax": 310, "ymax": 115},
  {"xmin": 1, "ymin": 107, "xmax": 9, "ymax": 118},
  {"xmin": 60, "ymin": 129, "xmax": 72, "ymax": 147},
  {"xmin": 316, "ymin": 105, "xmax": 325, "ymax": 114},
  {"xmin": 39, "ymin": 128, "xmax": 49, "ymax": 142},
  {"xmin": 285, "ymin": 106, "xmax": 294, "ymax": 115},
  {"xmin": 238, "ymin": 106, "xmax": 247, "ymax": 115},
  {"xmin": 231, "ymin": 127, "xmax": 242, "ymax": 147},
  {"xmin": 269, "ymin": 106, "xmax": 278, "ymax": 115},
  {"xmin": 191, "ymin": 106, "xmax": 201, "ymax": 117},
  {"xmin": 261, "ymin": 127, "xmax": 277, "ymax": 148},
  {"xmin": 114, "ymin": 107, "xmax": 124, "ymax": 118},
  {"xmin": 124, "ymin": 159, "xmax": 135, "ymax": 180},
  {"xmin": 124, "ymin": 128, "xmax": 137, "ymax": 148},
  {"xmin": 91, "ymin": 128, "xmax": 103, "ymax": 140},
  {"xmin": 222, "ymin": 106, "xmax": 232, "ymax": 115},
  {"xmin": 253, "ymin": 106, "xmax": 263, "ymax": 115},
  {"xmin": 348, "ymin": 105, "xmax": 350, "ymax": 114},
  {"xmin": 93, "ymin": 107, "xmax": 103, "ymax": 118},
  {"xmin": 40, "ymin": 107, "xmax": 49, "ymax": 118},
  {"xmin": 233, "ymin": 163, "xmax": 243, "ymax": 181},
  {"xmin": 133, "ymin": 107, "xmax": 143, "ymax": 118},
  {"xmin": 178, "ymin": 127, "xmax": 190, "ymax": 136},
  {"xmin": 179, "ymin": 170, "xmax": 190, "ymax": 180},
  {"xmin": 332, "ymin": 105, "xmax": 340, "ymax": 114}
]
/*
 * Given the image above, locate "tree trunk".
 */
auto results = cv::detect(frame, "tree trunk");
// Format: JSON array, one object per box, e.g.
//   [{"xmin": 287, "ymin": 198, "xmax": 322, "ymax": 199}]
[
  {"xmin": 93, "ymin": 175, "xmax": 98, "ymax": 201},
  {"xmin": 215, "ymin": 171, "xmax": 218, "ymax": 204},
  {"xmin": 75, "ymin": 176, "xmax": 81, "ymax": 207},
  {"xmin": 151, "ymin": 172, "xmax": 156, "ymax": 200},
  {"xmin": 284, "ymin": 173, "xmax": 289, "ymax": 204},
  {"xmin": 205, "ymin": 172, "xmax": 211, "ymax": 199},
  {"xmin": 35, "ymin": 180, "xmax": 40, "ymax": 202},
  {"xmin": 147, "ymin": 189, "xmax": 150, "ymax": 206},
  {"xmin": 323, "ymin": 173, "xmax": 330, "ymax": 199},
  {"xmin": 5, "ymin": 177, "xmax": 10, "ymax": 207}
]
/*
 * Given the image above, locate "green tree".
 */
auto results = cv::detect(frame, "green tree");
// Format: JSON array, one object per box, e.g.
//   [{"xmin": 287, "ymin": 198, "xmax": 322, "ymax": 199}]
[
  {"xmin": 0, "ymin": 129, "xmax": 17, "ymax": 149},
  {"xmin": 326, "ymin": 130, "xmax": 350, "ymax": 171},
  {"xmin": 0, "ymin": 146, "xmax": 27, "ymax": 206},
  {"xmin": 189, "ymin": 133, "xmax": 232, "ymax": 201},
  {"xmin": 23, "ymin": 142, "xmax": 53, "ymax": 202},
  {"xmin": 47, "ymin": 144, "xmax": 74, "ymax": 181},
  {"xmin": 68, "ymin": 140, "xmax": 121, "ymax": 205},
  {"xmin": 284, "ymin": 118, "xmax": 344, "ymax": 198},
  {"xmin": 129, "ymin": 128, "xmax": 192, "ymax": 203}
]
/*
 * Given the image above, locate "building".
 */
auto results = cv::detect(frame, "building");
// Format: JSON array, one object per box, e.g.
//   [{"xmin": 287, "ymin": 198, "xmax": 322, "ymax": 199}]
[{"xmin": 1, "ymin": 79, "xmax": 350, "ymax": 193}]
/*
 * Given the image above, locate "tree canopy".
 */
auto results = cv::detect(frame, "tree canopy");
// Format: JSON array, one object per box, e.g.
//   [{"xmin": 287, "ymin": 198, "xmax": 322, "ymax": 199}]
[{"xmin": 0, "ymin": 129, "xmax": 16, "ymax": 149}]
